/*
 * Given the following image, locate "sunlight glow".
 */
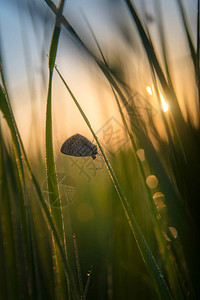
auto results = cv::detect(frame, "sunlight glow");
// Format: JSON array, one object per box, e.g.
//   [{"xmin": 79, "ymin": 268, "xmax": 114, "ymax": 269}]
[
  {"xmin": 146, "ymin": 86, "xmax": 169, "ymax": 112},
  {"xmin": 146, "ymin": 86, "xmax": 153, "ymax": 95},
  {"xmin": 159, "ymin": 91, "xmax": 168, "ymax": 112}
]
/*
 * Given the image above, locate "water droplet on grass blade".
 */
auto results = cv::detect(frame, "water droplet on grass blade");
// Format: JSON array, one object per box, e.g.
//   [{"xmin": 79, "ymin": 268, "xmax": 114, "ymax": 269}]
[
  {"xmin": 163, "ymin": 232, "xmax": 171, "ymax": 242},
  {"xmin": 168, "ymin": 227, "xmax": 178, "ymax": 239},
  {"xmin": 153, "ymin": 192, "xmax": 166, "ymax": 211}
]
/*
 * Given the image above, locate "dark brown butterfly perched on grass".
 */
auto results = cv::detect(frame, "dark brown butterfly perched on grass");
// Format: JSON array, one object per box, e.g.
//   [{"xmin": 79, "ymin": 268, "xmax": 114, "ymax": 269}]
[{"xmin": 61, "ymin": 133, "xmax": 98, "ymax": 159}]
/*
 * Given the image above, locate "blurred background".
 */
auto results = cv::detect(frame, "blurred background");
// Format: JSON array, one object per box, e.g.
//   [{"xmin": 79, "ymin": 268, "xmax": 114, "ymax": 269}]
[
  {"xmin": 0, "ymin": 0, "xmax": 197, "ymax": 151},
  {"xmin": 0, "ymin": 0, "xmax": 199, "ymax": 299}
]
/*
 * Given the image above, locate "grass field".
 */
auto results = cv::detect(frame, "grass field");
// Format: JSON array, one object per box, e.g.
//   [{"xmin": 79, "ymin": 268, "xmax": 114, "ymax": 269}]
[{"xmin": 0, "ymin": 0, "xmax": 200, "ymax": 299}]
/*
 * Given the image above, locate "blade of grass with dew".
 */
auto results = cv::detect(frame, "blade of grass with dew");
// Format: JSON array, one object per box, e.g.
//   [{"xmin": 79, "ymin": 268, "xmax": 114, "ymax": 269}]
[
  {"xmin": 46, "ymin": 0, "xmax": 64, "ymax": 234},
  {"xmin": 0, "ymin": 130, "xmax": 20, "ymax": 299},
  {"xmin": 84, "ymin": 266, "xmax": 93, "ymax": 299},
  {"xmin": 0, "ymin": 89, "xmax": 39, "ymax": 299},
  {"xmin": 153, "ymin": 0, "xmax": 181, "ymax": 140},
  {"xmin": 44, "ymin": 0, "xmax": 88, "ymax": 51},
  {"xmin": 45, "ymin": 0, "xmax": 77, "ymax": 298},
  {"xmin": 0, "ymin": 43, "xmax": 56, "ymax": 285},
  {"xmin": 0, "ymin": 95, "xmax": 43, "ymax": 298},
  {"xmin": 154, "ymin": 0, "xmax": 176, "ymax": 90},
  {"xmin": 124, "ymin": 0, "xmax": 168, "ymax": 90},
  {"xmin": 72, "ymin": 234, "xmax": 84, "ymax": 299},
  {"xmin": 0, "ymin": 84, "xmax": 79, "ymax": 299},
  {"xmin": 0, "ymin": 32, "xmax": 79, "ymax": 297},
  {"xmin": 0, "ymin": 78, "xmax": 79, "ymax": 300},
  {"xmin": 55, "ymin": 66, "xmax": 173, "ymax": 299}
]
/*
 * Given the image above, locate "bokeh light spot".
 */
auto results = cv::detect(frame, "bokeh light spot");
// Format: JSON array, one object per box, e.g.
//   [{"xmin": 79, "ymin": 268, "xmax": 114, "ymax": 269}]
[
  {"xmin": 146, "ymin": 175, "xmax": 158, "ymax": 189},
  {"xmin": 146, "ymin": 86, "xmax": 153, "ymax": 95},
  {"xmin": 136, "ymin": 149, "xmax": 145, "ymax": 161},
  {"xmin": 159, "ymin": 91, "xmax": 168, "ymax": 112}
]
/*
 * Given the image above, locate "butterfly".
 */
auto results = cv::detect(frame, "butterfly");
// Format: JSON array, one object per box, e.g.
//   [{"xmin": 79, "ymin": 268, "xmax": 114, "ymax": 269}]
[{"xmin": 61, "ymin": 134, "xmax": 99, "ymax": 159}]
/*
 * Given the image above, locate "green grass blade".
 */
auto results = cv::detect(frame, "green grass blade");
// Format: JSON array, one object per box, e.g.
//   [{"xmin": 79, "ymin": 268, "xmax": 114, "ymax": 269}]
[
  {"xmin": 0, "ymin": 89, "xmax": 35, "ymax": 298},
  {"xmin": 0, "ymin": 131, "xmax": 20, "ymax": 299},
  {"xmin": 72, "ymin": 234, "xmax": 84, "ymax": 299},
  {"xmin": 46, "ymin": 0, "xmax": 64, "ymax": 226},
  {"xmin": 55, "ymin": 66, "xmax": 173, "ymax": 299},
  {"xmin": 46, "ymin": 4, "xmax": 66, "ymax": 297},
  {"xmin": 0, "ymin": 76, "xmax": 79, "ymax": 300},
  {"xmin": 44, "ymin": 0, "xmax": 87, "ymax": 51},
  {"xmin": 45, "ymin": 1, "xmax": 80, "ymax": 298},
  {"xmin": 124, "ymin": 0, "xmax": 168, "ymax": 89},
  {"xmin": 175, "ymin": 0, "xmax": 196, "ymax": 75}
]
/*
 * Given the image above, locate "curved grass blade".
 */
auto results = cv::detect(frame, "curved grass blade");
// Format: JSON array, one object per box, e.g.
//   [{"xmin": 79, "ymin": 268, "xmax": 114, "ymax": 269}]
[
  {"xmin": 45, "ymin": 1, "xmax": 80, "ymax": 298},
  {"xmin": 0, "ymin": 83, "xmax": 79, "ymax": 299},
  {"xmin": 0, "ymin": 129, "xmax": 21, "ymax": 299},
  {"xmin": 0, "ymin": 83, "xmax": 36, "ymax": 298},
  {"xmin": 55, "ymin": 66, "xmax": 173, "ymax": 299},
  {"xmin": 84, "ymin": 266, "xmax": 93, "ymax": 299},
  {"xmin": 124, "ymin": 0, "xmax": 168, "ymax": 91},
  {"xmin": 175, "ymin": 0, "xmax": 196, "ymax": 76},
  {"xmin": 46, "ymin": 0, "xmax": 64, "ymax": 226},
  {"xmin": 0, "ymin": 58, "xmax": 79, "ymax": 300}
]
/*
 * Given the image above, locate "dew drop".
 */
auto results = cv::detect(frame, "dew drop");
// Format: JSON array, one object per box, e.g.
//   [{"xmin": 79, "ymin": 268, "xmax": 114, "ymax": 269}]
[
  {"xmin": 153, "ymin": 192, "xmax": 164, "ymax": 199},
  {"xmin": 153, "ymin": 192, "xmax": 166, "ymax": 211},
  {"xmin": 87, "ymin": 266, "xmax": 93, "ymax": 277},
  {"xmin": 163, "ymin": 232, "xmax": 171, "ymax": 242},
  {"xmin": 156, "ymin": 214, "xmax": 161, "ymax": 220},
  {"xmin": 146, "ymin": 175, "xmax": 158, "ymax": 189},
  {"xmin": 168, "ymin": 227, "xmax": 178, "ymax": 239}
]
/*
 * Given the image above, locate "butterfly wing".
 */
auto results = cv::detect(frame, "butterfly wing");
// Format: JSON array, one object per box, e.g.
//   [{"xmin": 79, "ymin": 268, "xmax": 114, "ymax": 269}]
[{"xmin": 61, "ymin": 134, "xmax": 95, "ymax": 157}]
